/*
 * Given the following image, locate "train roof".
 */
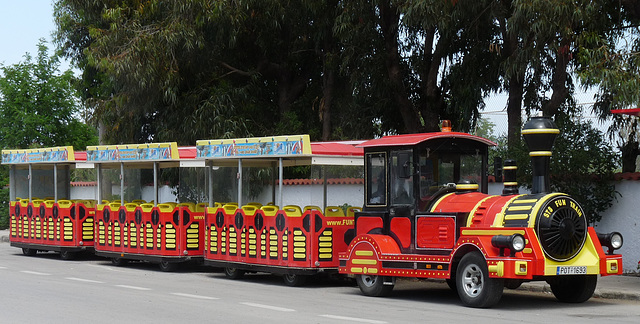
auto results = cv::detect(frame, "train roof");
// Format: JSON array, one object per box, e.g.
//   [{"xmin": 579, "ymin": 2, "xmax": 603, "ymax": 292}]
[
  {"xmin": 195, "ymin": 135, "xmax": 363, "ymax": 167},
  {"xmin": 1, "ymin": 136, "xmax": 366, "ymax": 169},
  {"xmin": 1, "ymin": 146, "xmax": 81, "ymax": 169},
  {"xmin": 357, "ymin": 132, "xmax": 497, "ymax": 148}
]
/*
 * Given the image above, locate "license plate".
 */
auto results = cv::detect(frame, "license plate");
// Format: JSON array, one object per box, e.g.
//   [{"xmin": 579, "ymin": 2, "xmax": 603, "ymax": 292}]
[{"xmin": 556, "ymin": 266, "xmax": 587, "ymax": 275}]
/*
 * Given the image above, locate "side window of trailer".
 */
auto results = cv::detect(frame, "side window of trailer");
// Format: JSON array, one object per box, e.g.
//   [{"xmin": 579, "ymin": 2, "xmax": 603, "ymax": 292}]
[{"xmin": 366, "ymin": 152, "xmax": 387, "ymax": 205}]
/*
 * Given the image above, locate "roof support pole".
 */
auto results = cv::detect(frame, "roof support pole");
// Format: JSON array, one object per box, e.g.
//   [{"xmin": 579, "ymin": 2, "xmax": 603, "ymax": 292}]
[
  {"xmin": 278, "ymin": 158, "xmax": 283, "ymax": 207},
  {"xmin": 96, "ymin": 164, "xmax": 102, "ymax": 204},
  {"xmin": 53, "ymin": 164, "xmax": 58, "ymax": 201},
  {"xmin": 120, "ymin": 162, "xmax": 125, "ymax": 205},
  {"xmin": 28, "ymin": 164, "xmax": 32, "ymax": 201},
  {"xmin": 153, "ymin": 161, "xmax": 158, "ymax": 206},
  {"xmin": 237, "ymin": 159, "xmax": 243, "ymax": 206}
]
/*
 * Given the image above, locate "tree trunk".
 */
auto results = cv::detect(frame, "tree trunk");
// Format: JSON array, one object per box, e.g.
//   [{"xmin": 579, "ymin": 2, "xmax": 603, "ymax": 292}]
[
  {"xmin": 379, "ymin": 0, "xmax": 420, "ymax": 133},
  {"xmin": 321, "ymin": 66, "xmax": 335, "ymax": 141},
  {"xmin": 622, "ymin": 140, "xmax": 639, "ymax": 172}
]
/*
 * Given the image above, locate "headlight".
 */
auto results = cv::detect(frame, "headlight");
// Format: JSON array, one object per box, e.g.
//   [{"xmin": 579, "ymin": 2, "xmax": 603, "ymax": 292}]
[
  {"xmin": 597, "ymin": 232, "xmax": 623, "ymax": 254},
  {"xmin": 491, "ymin": 234, "xmax": 526, "ymax": 256}
]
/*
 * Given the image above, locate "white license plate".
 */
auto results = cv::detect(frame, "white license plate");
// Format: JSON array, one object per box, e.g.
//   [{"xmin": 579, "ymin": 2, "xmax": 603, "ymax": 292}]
[{"xmin": 556, "ymin": 266, "xmax": 587, "ymax": 275}]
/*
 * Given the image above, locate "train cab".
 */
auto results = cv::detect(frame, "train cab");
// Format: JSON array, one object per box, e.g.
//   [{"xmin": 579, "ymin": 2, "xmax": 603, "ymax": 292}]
[
  {"xmin": 359, "ymin": 131, "xmax": 495, "ymax": 253},
  {"xmin": 339, "ymin": 118, "xmax": 624, "ymax": 308}
]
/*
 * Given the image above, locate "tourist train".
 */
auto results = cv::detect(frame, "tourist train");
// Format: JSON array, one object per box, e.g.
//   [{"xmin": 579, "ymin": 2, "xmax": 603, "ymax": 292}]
[{"xmin": 2, "ymin": 117, "xmax": 624, "ymax": 307}]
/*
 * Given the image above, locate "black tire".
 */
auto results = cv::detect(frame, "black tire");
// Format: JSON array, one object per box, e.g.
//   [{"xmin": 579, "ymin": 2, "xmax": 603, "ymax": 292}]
[
  {"xmin": 446, "ymin": 278, "xmax": 457, "ymax": 291},
  {"xmin": 283, "ymin": 274, "xmax": 308, "ymax": 287},
  {"xmin": 159, "ymin": 260, "xmax": 178, "ymax": 272},
  {"xmin": 224, "ymin": 267, "xmax": 245, "ymax": 279},
  {"xmin": 456, "ymin": 252, "xmax": 504, "ymax": 308},
  {"xmin": 111, "ymin": 257, "xmax": 128, "ymax": 266},
  {"xmin": 355, "ymin": 275, "xmax": 394, "ymax": 297},
  {"xmin": 549, "ymin": 275, "xmax": 597, "ymax": 303},
  {"xmin": 59, "ymin": 250, "xmax": 76, "ymax": 260},
  {"xmin": 22, "ymin": 248, "xmax": 37, "ymax": 256}
]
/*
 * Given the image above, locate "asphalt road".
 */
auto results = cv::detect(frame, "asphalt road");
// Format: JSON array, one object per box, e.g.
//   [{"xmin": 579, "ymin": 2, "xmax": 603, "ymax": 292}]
[{"xmin": 0, "ymin": 244, "xmax": 639, "ymax": 324}]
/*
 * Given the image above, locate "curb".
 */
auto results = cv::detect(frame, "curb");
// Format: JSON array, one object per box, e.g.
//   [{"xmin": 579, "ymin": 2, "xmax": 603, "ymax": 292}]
[{"xmin": 519, "ymin": 282, "xmax": 640, "ymax": 301}]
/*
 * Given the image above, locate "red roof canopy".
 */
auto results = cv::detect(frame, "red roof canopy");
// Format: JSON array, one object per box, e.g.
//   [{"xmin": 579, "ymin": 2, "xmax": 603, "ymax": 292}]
[
  {"xmin": 358, "ymin": 132, "xmax": 496, "ymax": 148},
  {"xmin": 310, "ymin": 141, "xmax": 364, "ymax": 156},
  {"xmin": 74, "ymin": 151, "xmax": 87, "ymax": 161},
  {"xmin": 178, "ymin": 147, "xmax": 197, "ymax": 159},
  {"xmin": 611, "ymin": 108, "xmax": 640, "ymax": 116}
]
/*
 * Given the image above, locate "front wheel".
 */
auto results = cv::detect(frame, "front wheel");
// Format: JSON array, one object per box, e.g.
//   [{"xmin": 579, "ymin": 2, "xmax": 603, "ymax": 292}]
[
  {"xmin": 456, "ymin": 252, "xmax": 504, "ymax": 308},
  {"xmin": 224, "ymin": 267, "xmax": 245, "ymax": 279},
  {"xmin": 283, "ymin": 274, "xmax": 308, "ymax": 287},
  {"xmin": 356, "ymin": 275, "xmax": 394, "ymax": 297},
  {"xmin": 22, "ymin": 248, "xmax": 37, "ymax": 256},
  {"xmin": 549, "ymin": 275, "xmax": 597, "ymax": 303}
]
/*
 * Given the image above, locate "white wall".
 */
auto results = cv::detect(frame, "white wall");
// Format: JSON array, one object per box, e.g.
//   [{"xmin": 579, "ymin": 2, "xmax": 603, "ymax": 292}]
[{"xmin": 594, "ymin": 181, "xmax": 639, "ymax": 273}]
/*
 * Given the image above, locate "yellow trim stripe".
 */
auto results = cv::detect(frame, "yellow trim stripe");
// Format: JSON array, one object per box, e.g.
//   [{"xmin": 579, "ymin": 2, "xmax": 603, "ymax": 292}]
[
  {"xmin": 521, "ymin": 128, "xmax": 560, "ymax": 135},
  {"xmin": 466, "ymin": 195, "xmax": 496, "ymax": 227},
  {"xmin": 503, "ymin": 166, "xmax": 517, "ymax": 170},
  {"xmin": 503, "ymin": 182, "xmax": 518, "ymax": 186},
  {"xmin": 507, "ymin": 205, "xmax": 533, "ymax": 211},
  {"xmin": 457, "ymin": 184, "xmax": 479, "ymax": 190},
  {"xmin": 461, "ymin": 229, "xmax": 526, "ymax": 236},
  {"xmin": 504, "ymin": 214, "xmax": 529, "ymax": 220},
  {"xmin": 429, "ymin": 192, "xmax": 456, "ymax": 212},
  {"xmin": 530, "ymin": 151, "xmax": 552, "ymax": 157},
  {"xmin": 512, "ymin": 199, "xmax": 538, "ymax": 204},
  {"xmin": 491, "ymin": 194, "xmax": 526, "ymax": 227}
]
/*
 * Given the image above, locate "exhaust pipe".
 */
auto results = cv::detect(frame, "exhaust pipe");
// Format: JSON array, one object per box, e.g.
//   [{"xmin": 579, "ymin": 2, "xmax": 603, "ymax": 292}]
[{"xmin": 522, "ymin": 117, "xmax": 559, "ymax": 194}]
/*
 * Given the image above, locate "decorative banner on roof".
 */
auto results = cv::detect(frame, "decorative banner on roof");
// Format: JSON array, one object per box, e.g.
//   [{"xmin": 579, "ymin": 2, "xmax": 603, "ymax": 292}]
[
  {"xmin": 86, "ymin": 143, "xmax": 179, "ymax": 162},
  {"xmin": 1, "ymin": 146, "xmax": 74, "ymax": 164},
  {"xmin": 196, "ymin": 135, "xmax": 311, "ymax": 158}
]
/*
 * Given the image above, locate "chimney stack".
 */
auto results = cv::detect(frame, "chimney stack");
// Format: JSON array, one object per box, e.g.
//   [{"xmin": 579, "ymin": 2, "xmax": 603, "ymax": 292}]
[{"xmin": 522, "ymin": 117, "xmax": 559, "ymax": 194}]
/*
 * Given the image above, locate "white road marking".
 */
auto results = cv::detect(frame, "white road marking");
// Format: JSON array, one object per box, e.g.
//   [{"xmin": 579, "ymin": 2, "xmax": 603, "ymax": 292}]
[
  {"xmin": 171, "ymin": 293, "xmax": 219, "ymax": 300},
  {"xmin": 21, "ymin": 270, "xmax": 51, "ymax": 276},
  {"xmin": 115, "ymin": 284, "xmax": 151, "ymax": 291},
  {"xmin": 319, "ymin": 315, "xmax": 387, "ymax": 324},
  {"xmin": 66, "ymin": 277, "xmax": 105, "ymax": 284},
  {"xmin": 240, "ymin": 302, "xmax": 295, "ymax": 312}
]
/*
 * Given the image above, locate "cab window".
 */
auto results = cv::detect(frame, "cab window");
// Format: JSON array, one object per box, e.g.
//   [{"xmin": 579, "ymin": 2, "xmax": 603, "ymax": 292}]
[{"xmin": 366, "ymin": 152, "xmax": 387, "ymax": 205}]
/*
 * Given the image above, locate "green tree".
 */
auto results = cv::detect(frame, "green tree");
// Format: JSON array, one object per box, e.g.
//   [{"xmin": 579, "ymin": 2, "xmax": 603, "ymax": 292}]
[{"xmin": 0, "ymin": 40, "xmax": 98, "ymax": 229}]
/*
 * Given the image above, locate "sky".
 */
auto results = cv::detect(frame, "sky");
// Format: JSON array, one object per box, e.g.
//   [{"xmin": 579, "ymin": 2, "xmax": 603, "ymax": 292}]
[{"xmin": 0, "ymin": 1, "xmax": 70, "ymax": 70}]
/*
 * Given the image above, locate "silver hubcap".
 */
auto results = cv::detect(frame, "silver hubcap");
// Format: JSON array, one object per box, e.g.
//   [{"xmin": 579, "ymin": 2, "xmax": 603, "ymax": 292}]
[
  {"xmin": 361, "ymin": 275, "xmax": 378, "ymax": 287},
  {"xmin": 461, "ymin": 264, "xmax": 483, "ymax": 297}
]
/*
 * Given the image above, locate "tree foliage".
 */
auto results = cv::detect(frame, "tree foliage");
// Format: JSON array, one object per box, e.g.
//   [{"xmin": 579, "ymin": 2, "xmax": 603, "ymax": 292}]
[
  {"xmin": 0, "ymin": 40, "xmax": 98, "ymax": 229},
  {"xmin": 50, "ymin": 0, "xmax": 623, "ymax": 224}
]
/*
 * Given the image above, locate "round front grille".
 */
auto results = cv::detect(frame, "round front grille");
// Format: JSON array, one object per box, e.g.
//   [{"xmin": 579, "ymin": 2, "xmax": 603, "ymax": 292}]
[{"xmin": 535, "ymin": 196, "xmax": 587, "ymax": 262}]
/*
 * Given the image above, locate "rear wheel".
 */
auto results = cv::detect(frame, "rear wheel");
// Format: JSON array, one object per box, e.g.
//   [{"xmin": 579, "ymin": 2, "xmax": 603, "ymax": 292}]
[
  {"xmin": 456, "ymin": 252, "xmax": 504, "ymax": 308},
  {"xmin": 224, "ymin": 267, "xmax": 245, "ymax": 279},
  {"xmin": 283, "ymin": 274, "xmax": 308, "ymax": 287},
  {"xmin": 356, "ymin": 275, "xmax": 394, "ymax": 297},
  {"xmin": 159, "ymin": 260, "xmax": 178, "ymax": 272},
  {"xmin": 549, "ymin": 275, "xmax": 597, "ymax": 303},
  {"xmin": 22, "ymin": 248, "xmax": 37, "ymax": 256},
  {"xmin": 111, "ymin": 257, "xmax": 128, "ymax": 266},
  {"xmin": 59, "ymin": 251, "xmax": 75, "ymax": 260}
]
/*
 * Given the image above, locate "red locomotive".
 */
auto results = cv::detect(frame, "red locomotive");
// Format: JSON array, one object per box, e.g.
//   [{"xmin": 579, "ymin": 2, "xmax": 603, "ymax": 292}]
[{"xmin": 338, "ymin": 116, "xmax": 623, "ymax": 307}]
